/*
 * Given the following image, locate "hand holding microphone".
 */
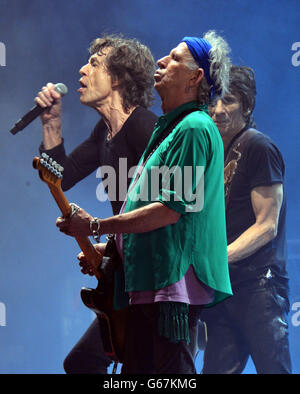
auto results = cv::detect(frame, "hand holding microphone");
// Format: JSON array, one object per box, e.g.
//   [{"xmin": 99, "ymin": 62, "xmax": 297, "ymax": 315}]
[
  {"xmin": 35, "ymin": 82, "xmax": 65, "ymax": 125},
  {"xmin": 10, "ymin": 82, "xmax": 68, "ymax": 135}
]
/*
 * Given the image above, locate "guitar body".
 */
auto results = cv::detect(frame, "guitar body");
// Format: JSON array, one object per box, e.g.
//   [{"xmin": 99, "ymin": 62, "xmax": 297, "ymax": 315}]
[
  {"xmin": 81, "ymin": 285, "xmax": 127, "ymax": 363},
  {"xmin": 33, "ymin": 154, "xmax": 127, "ymax": 364},
  {"xmin": 80, "ymin": 239, "xmax": 128, "ymax": 363}
]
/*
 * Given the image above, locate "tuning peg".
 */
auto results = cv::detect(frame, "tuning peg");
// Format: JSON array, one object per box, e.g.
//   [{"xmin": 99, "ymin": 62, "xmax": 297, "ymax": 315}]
[
  {"xmin": 41, "ymin": 153, "xmax": 49, "ymax": 161},
  {"xmin": 39, "ymin": 154, "xmax": 64, "ymax": 179},
  {"xmin": 55, "ymin": 163, "xmax": 63, "ymax": 173}
]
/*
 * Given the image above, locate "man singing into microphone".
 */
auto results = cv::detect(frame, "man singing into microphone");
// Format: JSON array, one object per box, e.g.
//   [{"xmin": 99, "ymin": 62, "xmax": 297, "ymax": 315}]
[{"xmin": 34, "ymin": 34, "xmax": 158, "ymax": 374}]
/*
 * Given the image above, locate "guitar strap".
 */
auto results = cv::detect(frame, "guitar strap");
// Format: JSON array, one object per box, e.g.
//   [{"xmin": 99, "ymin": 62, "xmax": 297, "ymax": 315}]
[
  {"xmin": 143, "ymin": 107, "xmax": 200, "ymax": 165},
  {"xmin": 224, "ymin": 127, "xmax": 258, "ymax": 208},
  {"xmin": 126, "ymin": 107, "xmax": 200, "ymax": 195}
]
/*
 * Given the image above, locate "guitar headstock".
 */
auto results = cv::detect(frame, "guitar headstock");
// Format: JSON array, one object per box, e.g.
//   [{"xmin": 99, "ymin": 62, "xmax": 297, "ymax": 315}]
[{"xmin": 33, "ymin": 153, "xmax": 64, "ymax": 190}]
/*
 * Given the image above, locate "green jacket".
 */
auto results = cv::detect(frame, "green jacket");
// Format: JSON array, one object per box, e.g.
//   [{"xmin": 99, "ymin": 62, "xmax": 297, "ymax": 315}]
[{"xmin": 118, "ymin": 101, "xmax": 232, "ymax": 308}]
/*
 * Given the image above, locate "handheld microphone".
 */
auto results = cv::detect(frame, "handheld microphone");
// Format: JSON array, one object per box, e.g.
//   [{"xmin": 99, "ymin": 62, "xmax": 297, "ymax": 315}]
[{"xmin": 10, "ymin": 83, "xmax": 68, "ymax": 135}]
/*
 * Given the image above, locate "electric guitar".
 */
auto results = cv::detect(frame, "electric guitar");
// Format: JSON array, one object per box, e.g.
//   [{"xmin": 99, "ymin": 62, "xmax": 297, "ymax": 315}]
[{"xmin": 33, "ymin": 153, "xmax": 127, "ymax": 365}]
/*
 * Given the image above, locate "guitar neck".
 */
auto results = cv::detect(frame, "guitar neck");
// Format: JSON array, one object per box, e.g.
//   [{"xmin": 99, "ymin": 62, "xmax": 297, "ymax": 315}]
[{"xmin": 49, "ymin": 185, "xmax": 102, "ymax": 281}]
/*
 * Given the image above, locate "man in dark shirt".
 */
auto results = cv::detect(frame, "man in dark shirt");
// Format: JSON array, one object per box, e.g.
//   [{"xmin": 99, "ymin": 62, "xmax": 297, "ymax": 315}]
[
  {"xmin": 35, "ymin": 35, "xmax": 157, "ymax": 373},
  {"xmin": 201, "ymin": 66, "xmax": 292, "ymax": 374}
]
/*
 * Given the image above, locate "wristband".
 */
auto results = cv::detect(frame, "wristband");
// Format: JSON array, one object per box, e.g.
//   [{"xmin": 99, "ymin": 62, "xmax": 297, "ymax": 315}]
[{"xmin": 90, "ymin": 217, "xmax": 101, "ymax": 243}]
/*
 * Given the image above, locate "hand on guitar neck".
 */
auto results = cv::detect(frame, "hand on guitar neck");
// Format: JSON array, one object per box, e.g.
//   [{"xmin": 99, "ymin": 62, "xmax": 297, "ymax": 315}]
[
  {"xmin": 56, "ymin": 206, "xmax": 94, "ymax": 238},
  {"xmin": 78, "ymin": 243, "xmax": 107, "ymax": 276}
]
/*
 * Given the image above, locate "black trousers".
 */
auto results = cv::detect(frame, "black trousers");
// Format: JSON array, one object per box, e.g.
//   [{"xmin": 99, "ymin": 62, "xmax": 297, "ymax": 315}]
[
  {"xmin": 121, "ymin": 303, "xmax": 203, "ymax": 374},
  {"xmin": 63, "ymin": 317, "xmax": 111, "ymax": 374},
  {"xmin": 64, "ymin": 304, "xmax": 203, "ymax": 374},
  {"xmin": 201, "ymin": 273, "xmax": 292, "ymax": 374}
]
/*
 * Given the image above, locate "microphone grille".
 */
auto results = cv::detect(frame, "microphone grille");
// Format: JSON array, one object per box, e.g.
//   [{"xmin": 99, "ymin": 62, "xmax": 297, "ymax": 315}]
[{"xmin": 54, "ymin": 83, "xmax": 68, "ymax": 96}]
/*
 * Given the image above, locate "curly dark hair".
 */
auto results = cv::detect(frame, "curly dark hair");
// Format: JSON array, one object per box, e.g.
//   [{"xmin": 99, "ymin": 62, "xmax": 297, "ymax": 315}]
[
  {"xmin": 89, "ymin": 35, "xmax": 155, "ymax": 112},
  {"xmin": 229, "ymin": 66, "xmax": 257, "ymax": 125}
]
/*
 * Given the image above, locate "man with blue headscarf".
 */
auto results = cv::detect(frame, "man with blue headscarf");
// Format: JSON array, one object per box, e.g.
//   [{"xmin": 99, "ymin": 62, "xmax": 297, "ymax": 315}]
[{"xmin": 57, "ymin": 31, "xmax": 233, "ymax": 374}]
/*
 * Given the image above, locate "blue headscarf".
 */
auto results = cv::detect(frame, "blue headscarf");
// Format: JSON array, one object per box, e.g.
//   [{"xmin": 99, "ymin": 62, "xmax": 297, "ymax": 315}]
[{"xmin": 181, "ymin": 36, "xmax": 215, "ymax": 97}]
